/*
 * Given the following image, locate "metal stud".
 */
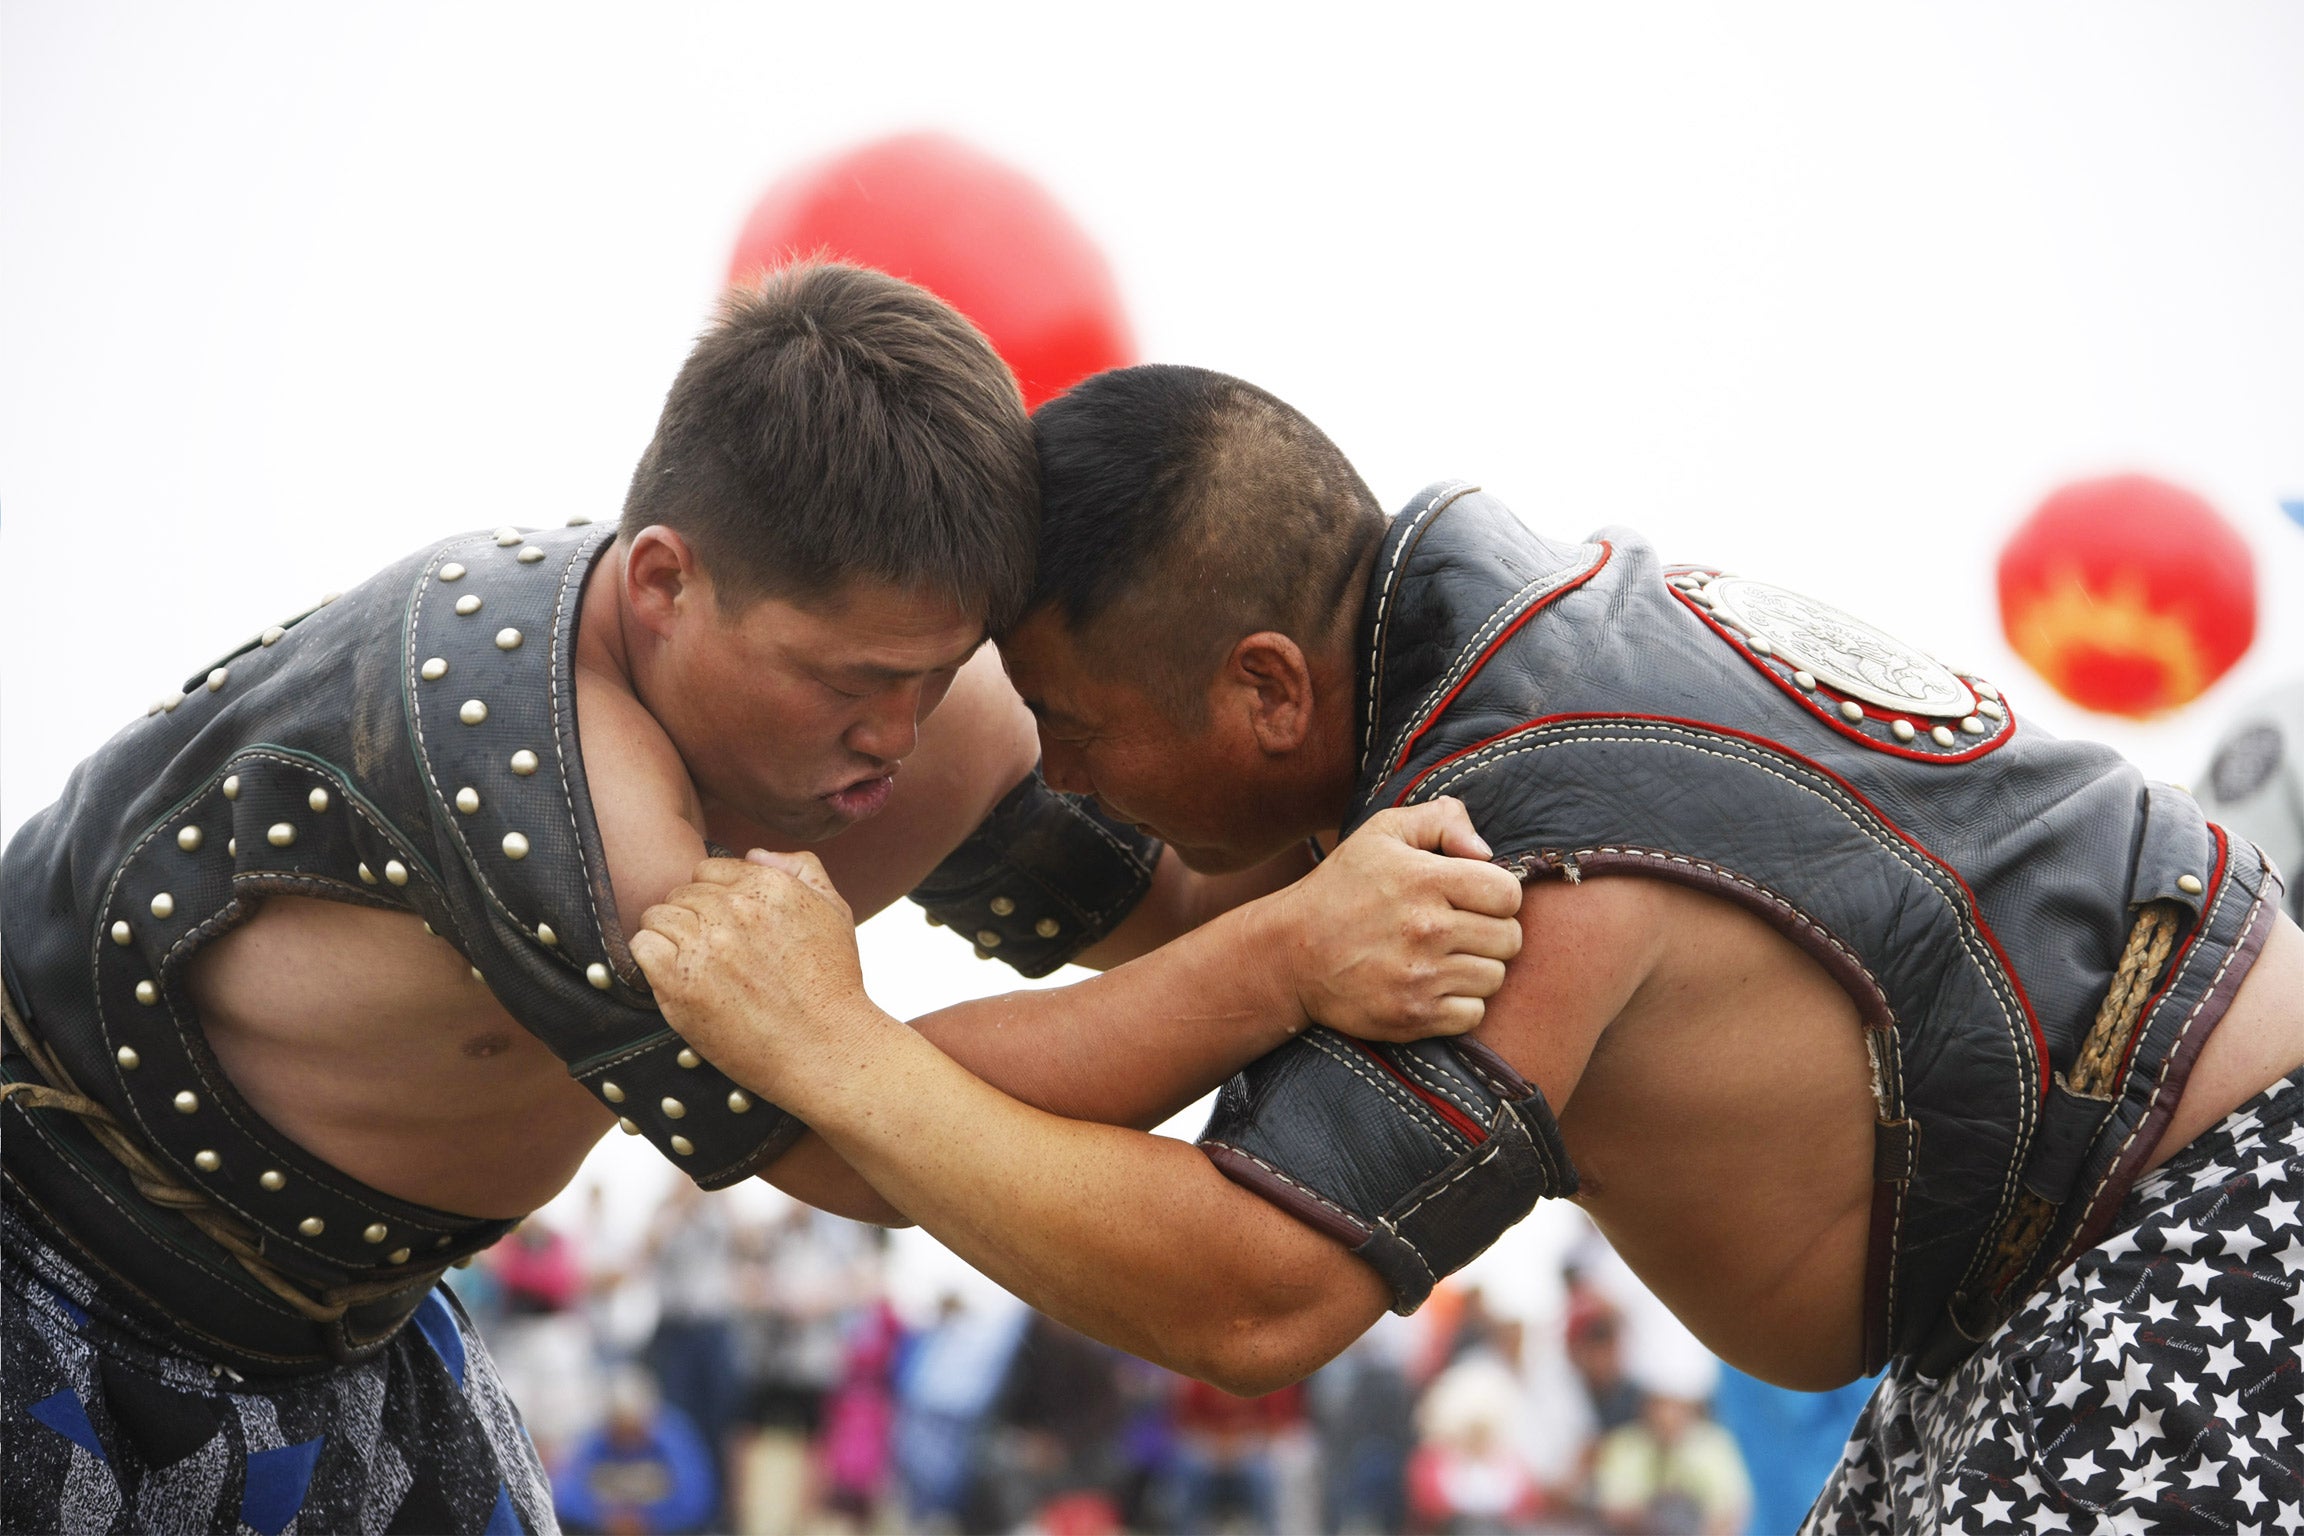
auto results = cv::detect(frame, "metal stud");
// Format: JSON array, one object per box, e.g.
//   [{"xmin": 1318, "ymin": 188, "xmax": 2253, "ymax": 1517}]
[
  {"xmin": 495, "ymin": 528, "xmax": 522, "ymax": 547},
  {"xmin": 1747, "ymin": 637, "xmax": 1774, "ymax": 657},
  {"xmin": 1973, "ymin": 681, "xmax": 2000, "ymax": 702},
  {"xmin": 298, "ymin": 1217, "xmax": 325, "ymax": 1237},
  {"xmin": 267, "ymin": 822, "xmax": 296, "ymax": 848},
  {"xmin": 261, "ymin": 625, "xmax": 286, "ymax": 647},
  {"xmin": 1837, "ymin": 700, "xmax": 1864, "ymax": 723},
  {"xmin": 2177, "ymin": 874, "xmax": 2204, "ymax": 896},
  {"xmin": 1978, "ymin": 700, "xmax": 2005, "ymax": 721},
  {"xmin": 1959, "ymin": 716, "xmax": 1986, "ymax": 735},
  {"xmin": 455, "ymin": 594, "xmax": 482, "ymax": 616},
  {"xmin": 510, "ymin": 749, "xmax": 539, "ymax": 776},
  {"xmin": 469, "ymin": 966, "xmax": 484, "ymax": 983},
  {"xmin": 359, "ymin": 862, "xmax": 378, "ymax": 885},
  {"xmin": 227, "ymin": 838, "xmax": 236, "ymax": 857},
  {"xmin": 455, "ymin": 786, "xmax": 480, "ymax": 814},
  {"xmin": 116, "ymin": 1046, "xmax": 140, "ymax": 1069},
  {"xmin": 494, "ymin": 627, "xmax": 523, "ymax": 651},
  {"xmin": 307, "ymin": 786, "xmax": 331, "ymax": 813},
  {"xmin": 194, "ymin": 1149, "xmax": 221, "ymax": 1172},
  {"xmin": 440, "ymin": 561, "xmax": 467, "ymax": 582},
  {"xmin": 587, "ymin": 962, "xmax": 612, "ymax": 990},
  {"xmin": 976, "ymin": 930, "xmax": 1002, "ymax": 948},
  {"xmin": 536, "ymin": 923, "xmax": 558, "ymax": 947},
  {"xmin": 385, "ymin": 860, "xmax": 409, "ymax": 886},
  {"xmin": 669, "ymin": 1135, "xmax": 695, "ymax": 1156},
  {"xmin": 150, "ymin": 892, "xmax": 175, "ymax": 919},
  {"xmin": 177, "ymin": 825, "xmax": 204, "ymax": 852},
  {"xmin": 502, "ymin": 832, "xmax": 530, "ymax": 860},
  {"xmin": 161, "ymin": 691, "xmax": 186, "ymax": 712},
  {"xmin": 517, "ymin": 547, "xmax": 545, "ymax": 565},
  {"xmin": 973, "ymin": 945, "xmax": 993, "ymax": 961},
  {"xmin": 173, "ymin": 1090, "xmax": 198, "ymax": 1114},
  {"xmin": 568, "ymin": 515, "xmax": 593, "ymax": 526},
  {"xmin": 389, "ymin": 1247, "xmax": 411, "ymax": 1264},
  {"xmin": 1931, "ymin": 725, "xmax": 1957, "ymax": 747},
  {"xmin": 1035, "ymin": 917, "xmax": 1062, "ymax": 939},
  {"xmin": 363, "ymin": 1223, "xmax": 388, "ymax": 1244},
  {"xmin": 1891, "ymin": 720, "xmax": 1917, "ymax": 742},
  {"xmin": 988, "ymin": 896, "xmax": 1016, "ymax": 916},
  {"xmin": 222, "ymin": 774, "xmax": 240, "ymax": 800},
  {"xmin": 676, "ymin": 1049, "xmax": 700, "ymax": 1069},
  {"xmin": 618, "ymin": 1117, "xmax": 640, "ymax": 1136},
  {"xmin": 924, "ymin": 912, "xmax": 944, "ymax": 928},
  {"xmin": 111, "ymin": 920, "xmax": 132, "ymax": 946},
  {"xmin": 1793, "ymin": 672, "xmax": 1816, "ymax": 691},
  {"xmin": 206, "ymin": 667, "xmax": 229, "ymax": 692},
  {"xmin": 459, "ymin": 699, "xmax": 488, "ymax": 726},
  {"xmin": 321, "ymin": 592, "xmax": 341, "ymax": 605},
  {"xmin": 135, "ymin": 980, "xmax": 159, "ymax": 1005},
  {"xmin": 421, "ymin": 657, "xmax": 449, "ymax": 681},
  {"xmin": 661, "ymin": 1097, "xmax": 687, "ymax": 1119},
  {"xmin": 148, "ymin": 699, "xmax": 166, "ymax": 717},
  {"xmin": 260, "ymin": 1170, "xmax": 286, "ymax": 1191},
  {"xmin": 1688, "ymin": 588, "xmax": 1715, "ymax": 608},
  {"xmin": 601, "ymin": 1081, "xmax": 625, "ymax": 1104},
  {"xmin": 727, "ymin": 1090, "xmax": 752, "ymax": 1114}
]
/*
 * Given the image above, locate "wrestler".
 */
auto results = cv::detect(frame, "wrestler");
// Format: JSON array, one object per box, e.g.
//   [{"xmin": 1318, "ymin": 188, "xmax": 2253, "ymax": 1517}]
[
  {"xmin": 635, "ymin": 365, "xmax": 2304, "ymax": 1533},
  {"xmin": 0, "ymin": 278, "xmax": 1521, "ymax": 1533}
]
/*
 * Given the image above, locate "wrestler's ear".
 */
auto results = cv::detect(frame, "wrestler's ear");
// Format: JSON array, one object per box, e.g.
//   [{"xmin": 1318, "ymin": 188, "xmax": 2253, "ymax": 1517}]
[
  {"xmin": 1229, "ymin": 631, "xmax": 1316, "ymax": 755},
  {"xmin": 623, "ymin": 526, "xmax": 710, "ymax": 637}
]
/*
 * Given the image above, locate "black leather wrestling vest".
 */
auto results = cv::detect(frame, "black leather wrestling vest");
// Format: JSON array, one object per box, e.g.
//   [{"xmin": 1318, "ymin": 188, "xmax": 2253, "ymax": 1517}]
[
  {"xmin": 1347, "ymin": 484, "xmax": 2282, "ymax": 1371},
  {"xmin": 1, "ymin": 523, "xmax": 801, "ymax": 1373}
]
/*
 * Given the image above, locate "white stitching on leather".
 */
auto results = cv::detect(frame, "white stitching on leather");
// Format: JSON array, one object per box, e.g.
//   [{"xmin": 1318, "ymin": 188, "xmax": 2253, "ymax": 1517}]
[
  {"xmin": 1202, "ymin": 1141, "xmax": 1366, "ymax": 1229},
  {"xmin": 1377, "ymin": 545, "xmax": 1607, "ymax": 774},
  {"xmin": 1417, "ymin": 719, "xmax": 2036, "ymax": 1311},
  {"xmin": 1299, "ymin": 1031, "xmax": 1461, "ymax": 1151},
  {"xmin": 1385, "ymin": 1051, "xmax": 1489, "ymax": 1125},
  {"xmin": 1360, "ymin": 483, "xmax": 1472, "ymax": 775},
  {"xmin": 1393, "ymin": 1137, "xmax": 1506, "ymax": 1225},
  {"xmin": 546, "ymin": 530, "xmax": 619, "ymax": 970}
]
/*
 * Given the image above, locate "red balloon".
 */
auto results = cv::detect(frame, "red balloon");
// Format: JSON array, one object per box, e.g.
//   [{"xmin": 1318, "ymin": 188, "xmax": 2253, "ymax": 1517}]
[
  {"xmin": 1996, "ymin": 474, "xmax": 2257, "ymax": 718},
  {"xmin": 729, "ymin": 133, "xmax": 1134, "ymax": 410}
]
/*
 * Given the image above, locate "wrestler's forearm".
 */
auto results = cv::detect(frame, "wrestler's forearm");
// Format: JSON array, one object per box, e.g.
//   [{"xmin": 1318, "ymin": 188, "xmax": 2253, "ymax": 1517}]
[
  {"xmin": 757, "ymin": 995, "xmax": 1387, "ymax": 1391},
  {"xmin": 1072, "ymin": 842, "xmax": 1317, "ymax": 970}
]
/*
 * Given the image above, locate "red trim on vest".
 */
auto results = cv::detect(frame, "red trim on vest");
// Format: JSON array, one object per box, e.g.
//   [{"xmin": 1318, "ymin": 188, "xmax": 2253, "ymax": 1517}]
[
  {"xmin": 1394, "ymin": 709, "xmax": 2053, "ymax": 1102},
  {"xmin": 1352, "ymin": 1043, "xmax": 1489, "ymax": 1144},
  {"xmin": 2112, "ymin": 824, "xmax": 2230, "ymax": 1089},
  {"xmin": 1666, "ymin": 580, "xmax": 2017, "ymax": 766},
  {"xmin": 1391, "ymin": 543, "xmax": 1614, "ymax": 774}
]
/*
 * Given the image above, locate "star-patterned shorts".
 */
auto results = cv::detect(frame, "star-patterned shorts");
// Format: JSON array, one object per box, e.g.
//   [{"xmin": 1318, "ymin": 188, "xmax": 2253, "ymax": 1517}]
[
  {"xmin": 2, "ymin": 1201, "xmax": 557, "ymax": 1535},
  {"xmin": 1805, "ymin": 1069, "xmax": 2304, "ymax": 1535}
]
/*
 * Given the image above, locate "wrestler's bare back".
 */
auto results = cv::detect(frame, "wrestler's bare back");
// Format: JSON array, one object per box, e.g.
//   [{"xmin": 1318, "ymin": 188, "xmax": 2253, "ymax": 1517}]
[
  {"xmin": 186, "ymin": 557, "xmax": 1037, "ymax": 1218},
  {"xmin": 1499, "ymin": 874, "xmax": 2304, "ymax": 1390}
]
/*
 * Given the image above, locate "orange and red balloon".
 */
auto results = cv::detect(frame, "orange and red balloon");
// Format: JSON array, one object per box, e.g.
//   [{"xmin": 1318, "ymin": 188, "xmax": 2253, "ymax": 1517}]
[
  {"xmin": 729, "ymin": 133, "xmax": 1134, "ymax": 410},
  {"xmin": 1996, "ymin": 474, "xmax": 2257, "ymax": 718}
]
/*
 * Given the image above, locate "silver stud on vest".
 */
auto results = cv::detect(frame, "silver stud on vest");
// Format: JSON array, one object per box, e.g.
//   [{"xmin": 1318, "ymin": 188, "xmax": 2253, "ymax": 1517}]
[
  {"xmin": 194, "ymin": 1150, "xmax": 221, "ymax": 1172},
  {"xmin": 587, "ymin": 962, "xmax": 612, "ymax": 990},
  {"xmin": 135, "ymin": 980, "xmax": 159, "ymax": 1005},
  {"xmin": 385, "ymin": 859, "xmax": 409, "ymax": 886},
  {"xmin": 308, "ymin": 786, "xmax": 331, "ymax": 813},
  {"xmin": 1931, "ymin": 725, "xmax": 1957, "ymax": 748},
  {"xmin": 440, "ymin": 562, "xmax": 467, "ymax": 582},
  {"xmin": 363, "ymin": 1224, "xmax": 388, "ymax": 1244},
  {"xmin": 977, "ymin": 929, "xmax": 1002, "ymax": 948},
  {"xmin": 676, "ymin": 1049, "xmax": 700, "ymax": 1069},
  {"xmin": 1891, "ymin": 720, "xmax": 1917, "ymax": 743},
  {"xmin": 1960, "ymin": 716, "xmax": 1987, "ymax": 736},
  {"xmin": 517, "ymin": 546, "xmax": 545, "ymax": 565},
  {"xmin": 618, "ymin": 1117, "xmax": 640, "ymax": 1135},
  {"xmin": 495, "ymin": 528, "xmax": 522, "ymax": 547},
  {"xmin": 359, "ymin": 862, "xmax": 378, "ymax": 885},
  {"xmin": 1978, "ymin": 700, "xmax": 2005, "ymax": 721},
  {"xmin": 502, "ymin": 832, "xmax": 530, "ymax": 860},
  {"xmin": 173, "ymin": 1090, "xmax": 198, "ymax": 1114},
  {"xmin": 1748, "ymin": 636, "xmax": 1774, "ymax": 657},
  {"xmin": 206, "ymin": 667, "xmax": 229, "ymax": 693},
  {"xmin": 510, "ymin": 749, "xmax": 539, "ymax": 776},
  {"xmin": 1035, "ymin": 917, "xmax": 1062, "ymax": 939},
  {"xmin": 222, "ymin": 774, "xmax": 240, "ymax": 800},
  {"xmin": 389, "ymin": 1247, "xmax": 412, "ymax": 1264},
  {"xmin": 150, "ymin": 892, "xmax": 175, "ymax": 919},
  {"xmin": 267, "ymin": 822, "xmax": 296, "ymax": 848},
  {"xmin": 421, "ymin": 657, "xmax": 448, "ymax": 681},
  {"xmin": 177, "ymin": 825, "xmax": 204, "ymax": 852},
  {"xmin": 110, "ymin": 921, "xmax": 132, "ymax": 946},
  {"xmin": 536, "ymin": 922, "xmax": 558, "ymax": 946},
  {"xmin": 459, "ymin": 699, "xmax": 488, "ymax": 726},
  {"xmin": 669, "ymin": 1135, "xmax": 695, "ymax": 1156},
  {"xmin": 1792, "ymin": 672, "xmax": 1816, "ymax": 691},
  {"xmin": 298, "ymin": 1217, "xmax": 325, "ymax": 1237},
  {"xmin": 988, "ymin": 896, "xmax": 1015, "ymax": 916},
  {"xmin": 2177, "ymin": 874, "xmax": 2205, "ymax": 896},
  {"xmin": 455, "ymin": 787, "xmax": 480, "ymax": 814},
  {"xmin": 1838, "ymin": 700, "xmax": 1865, "ymax": 723},
  {"xmin": 727, "ymin": 1090, "xmax": 752, "ymax": 1113},
  {"xmin": 116, "ymin": 1046, "xmax": 140, "ymax": 1069},
  {"xmin": 661, "ymin": 1097, "xmax": 687, "ymax": 1119},
  {"xmin": 260, "ymin": 1170, "xmax": 286, "ymax": 1191},
  {"xmin": 601, "ymin": 1081, "xmax": 625, "ymax": 1103},
  {"xmin": 227, "ymin": 838, "xmax": 236, "ymax": 857},
  {"xmin": 261, "ymin": 625, "xmax": 286, "ymax": 647},
  {"xmin": 455, "ymin": 594, "xmax": 482, "ymax": 616},
  {"xmin": 495, "ymin": 628, "xmax": 523, "ymax": 651},
  {"xmin": 161, "ymin": 691, "xmax": 186, "ymax": 713}
]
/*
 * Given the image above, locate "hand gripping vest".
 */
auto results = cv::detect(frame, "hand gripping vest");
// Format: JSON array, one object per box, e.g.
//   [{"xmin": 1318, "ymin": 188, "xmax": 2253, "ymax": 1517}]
[
  {"xmin": 1, "ymin": 524, "xmax": 802, "ymax": 1373},
  {"xmin": 1202, "ymin": 483, "xmax": 2282, "ymax": 1373}
]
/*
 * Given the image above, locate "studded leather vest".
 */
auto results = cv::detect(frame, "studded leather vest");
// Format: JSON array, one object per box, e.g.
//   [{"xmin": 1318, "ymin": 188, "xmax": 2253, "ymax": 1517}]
[
  {"xmin": 1, "ymin": 523, "xmax": 800, "ymax": 1373},
  {"xmin": 1349, "ymin": 483, "xmax": 2283, "ymax": 1371}
]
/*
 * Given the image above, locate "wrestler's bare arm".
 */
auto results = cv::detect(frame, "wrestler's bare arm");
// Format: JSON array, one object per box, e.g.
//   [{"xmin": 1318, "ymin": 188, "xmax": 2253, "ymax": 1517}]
[{"xmin": 634, "ymin": 862, "xmax": 1648, "ymax": 1391}]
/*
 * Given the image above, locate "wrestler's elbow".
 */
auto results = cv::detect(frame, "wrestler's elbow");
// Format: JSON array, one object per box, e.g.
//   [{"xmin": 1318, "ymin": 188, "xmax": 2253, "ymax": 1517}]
[{"xmin": 1174, "ymin": 1271, "xmax": 1375, "ymax": 1397}]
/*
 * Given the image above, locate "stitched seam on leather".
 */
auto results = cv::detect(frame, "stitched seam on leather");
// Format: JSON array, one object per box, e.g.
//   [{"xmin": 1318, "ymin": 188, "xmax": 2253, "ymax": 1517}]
[
  {"xmin": 1300, "ymin": 1031, "xmax": 1460, "ymax": 1151},
  {"xmin": 1202, "ymin": 1141, "xmax": 1364, "ymax": 1228},
  {"xmin": 1360, "ymin": 483, "xmax": 1471, "ymax": 775},
  {"xmin": 547, "ymin": 532, "xmax": 619, "ymax": 971},
  {"xmin": 1379, "ymin": 548, "xmax": 1605, "ymax": 774},
  {"xmin": 1372, "ymin": 1215, "xmax": 1441, "ymax": 1289},
  {"xmin": 2058, "ymin": 869, "xmax": 2264, "ymax": 1271},
  {"xmin": 1385, "ymin": 1053, "xmax": 1489, "ymax": 1126},
  {"xmin": 1392, "ymin": 1137, "xmax": 1507, "ymax": 1226},
  {"xmin": 94, "ymin": 756, "xmax": 436, "ymax": 1238},
  {"xmin": 1417, "ymin": 720, "xmax": 2034, "ymax": 1301}
]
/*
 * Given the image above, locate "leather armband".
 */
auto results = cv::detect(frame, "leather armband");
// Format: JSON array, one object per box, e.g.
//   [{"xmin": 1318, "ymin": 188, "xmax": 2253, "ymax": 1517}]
[
  {"xmin": 1198, "ymin": 1030, "xmax": 1575, "ymax": 1313},
  {"xmin": 909, "ymin": 766, "xmax": 1161, "ymax": 978}
]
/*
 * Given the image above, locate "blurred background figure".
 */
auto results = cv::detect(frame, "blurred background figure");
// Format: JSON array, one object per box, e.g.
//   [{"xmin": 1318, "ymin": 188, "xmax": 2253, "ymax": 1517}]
[
  {"xmin": 1154, "ymin": 1376, "xmax": 1305, "ymax": 1535},
  {"xmin": 1590, "ymin": 1381, "xmax": 1752, "ymax": 1536},
  {"xmin": 2199, "ymin": 678, "xmax": 2304, "ymax": 922},
  {"xmin": 555, "ymin": 1369, "xmax": 719, "ymax": 1536},
  {"xmin": 892, "ymin": 1295, "xmax": 1030, "ymax": 1532},
  {"xmin": 1711, "ymin": 1367, "xmax": 1877, "ymax": 1536},
  {"xmin": 483, "ymin": 1217, "xmax": 601, "ymax": 1467},
  {"xmin": 634, "ymin": 1182, "xmax": 748, "ymax": 1528},
  {"xmin": 1307, "ymin": 1324, "xmax": 1418, "ymax": 1535}
]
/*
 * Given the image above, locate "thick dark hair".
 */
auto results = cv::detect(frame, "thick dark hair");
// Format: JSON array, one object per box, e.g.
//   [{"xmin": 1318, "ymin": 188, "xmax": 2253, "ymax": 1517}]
[
  {"xmin": 621, "ymin": 262, "xmax": 1038, "ymax": 627},
  {"xmin": 1026, "ymin": 364, "xmax": 1386, "ymax": 715}
]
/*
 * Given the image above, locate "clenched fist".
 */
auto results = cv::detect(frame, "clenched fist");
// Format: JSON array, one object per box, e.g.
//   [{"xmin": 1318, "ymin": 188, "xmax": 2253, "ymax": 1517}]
[{"xmin": 1271, "ymin": 798, "xmax": 1524, "ymax": 1042}]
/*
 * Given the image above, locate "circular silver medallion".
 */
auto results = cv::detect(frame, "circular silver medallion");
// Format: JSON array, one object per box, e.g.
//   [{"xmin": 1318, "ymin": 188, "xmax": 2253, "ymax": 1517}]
[{"xmin": 1703, "ymin": 577, "xmax": 1975, "ymax": 717}]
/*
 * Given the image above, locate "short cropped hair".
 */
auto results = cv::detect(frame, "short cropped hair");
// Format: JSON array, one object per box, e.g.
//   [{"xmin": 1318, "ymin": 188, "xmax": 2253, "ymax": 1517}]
[
  {"xmin": 1026, "ymin": 365, "xmax": 1386, "ymax": 718},
  {"xmin": 621, "ymin": 262, "xmax": 1038, "ymax": 628}
]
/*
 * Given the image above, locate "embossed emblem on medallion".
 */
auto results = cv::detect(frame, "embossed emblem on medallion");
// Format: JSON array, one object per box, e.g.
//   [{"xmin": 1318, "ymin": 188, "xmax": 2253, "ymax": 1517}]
[{"xmin": 1704, "ymin": 577, "xmax": 1976, "ymax": 717}]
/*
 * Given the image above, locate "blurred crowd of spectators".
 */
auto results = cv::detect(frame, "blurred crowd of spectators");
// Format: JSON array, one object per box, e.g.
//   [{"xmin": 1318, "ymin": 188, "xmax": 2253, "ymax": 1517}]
[{"xmin": 449, "ymin": 1184, "xmax": 1870, "ymax": 1535}]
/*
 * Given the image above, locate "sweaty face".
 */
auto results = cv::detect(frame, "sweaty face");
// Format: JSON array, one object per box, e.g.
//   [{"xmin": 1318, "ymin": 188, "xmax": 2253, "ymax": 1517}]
[
  {"xmin": 651, "ymin": 577, "xmax": 983, "ymax": 842},
  {"xmin": 999, "ymin": 607, "xmax": 1300, "ymax": 874}
]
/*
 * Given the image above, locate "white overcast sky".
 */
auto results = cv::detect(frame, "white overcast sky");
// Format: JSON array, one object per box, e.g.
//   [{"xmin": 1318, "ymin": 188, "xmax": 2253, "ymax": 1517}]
[{"xmin": 5, "ymin": 2, "xmax": 2301, "ymax": 1322}]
